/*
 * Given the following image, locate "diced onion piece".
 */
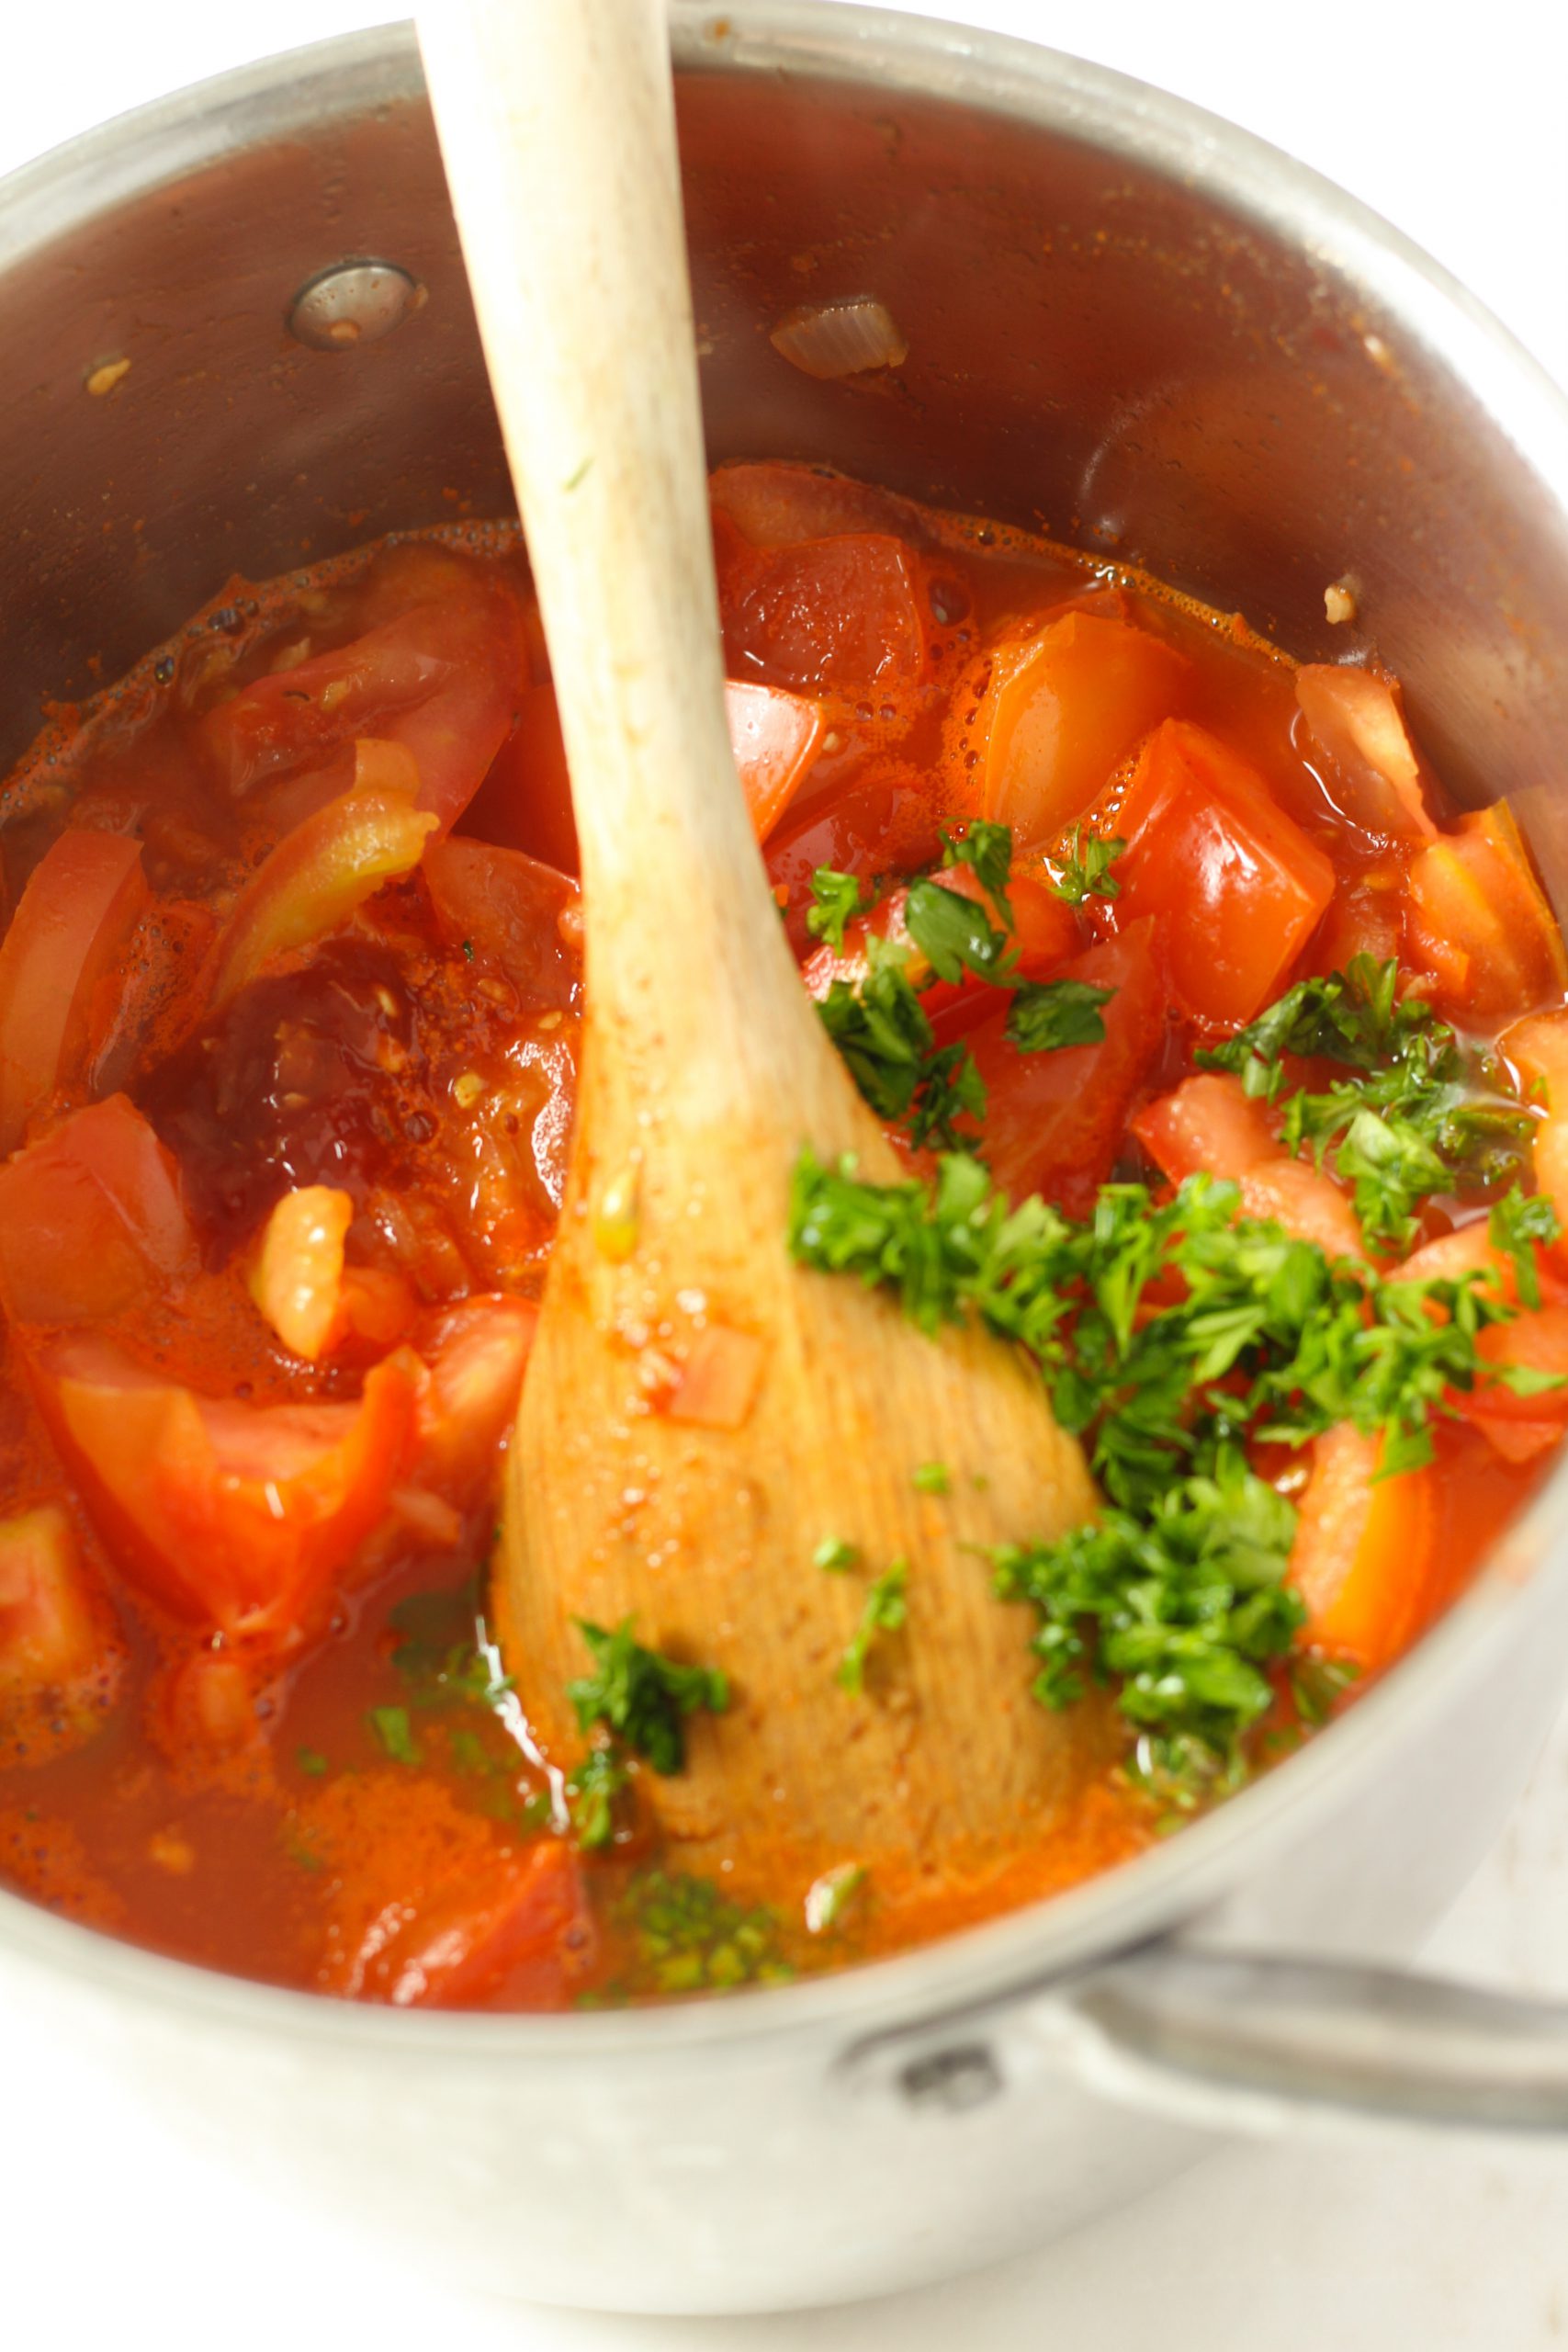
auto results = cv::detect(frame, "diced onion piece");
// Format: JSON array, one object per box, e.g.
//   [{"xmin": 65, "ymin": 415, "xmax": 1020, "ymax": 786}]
[
  {"xmin": 249, "ymin": 1185, "xmax": 355, "ymax": 1362},
  {"xmin": 0, "ymin": 1504, "xmax": 97, "ymax": 1694},
  {"xmin": 210, "ymin": 765, "xmax": 438, "ymax": 1010},
  {"xmin": 770, "ymin": 298, "xmax": 908, "ymax": 380},
  {"xmin": 664, "ymin": 1324, "xmax": 765, "ymax": 1430}
]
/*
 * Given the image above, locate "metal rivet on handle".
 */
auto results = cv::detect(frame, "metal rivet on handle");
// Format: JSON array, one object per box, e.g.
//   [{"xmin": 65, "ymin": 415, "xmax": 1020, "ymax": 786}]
[{"xmin": 288, "ymin": 260, "xmax": 426, "ymax": 351}]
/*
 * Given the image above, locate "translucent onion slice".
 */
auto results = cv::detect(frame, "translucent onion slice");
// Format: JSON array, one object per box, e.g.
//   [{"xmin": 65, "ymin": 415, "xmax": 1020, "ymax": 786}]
[{"xmin": 770, "ymin": 298, "xmax": 908, "ymax": 380}]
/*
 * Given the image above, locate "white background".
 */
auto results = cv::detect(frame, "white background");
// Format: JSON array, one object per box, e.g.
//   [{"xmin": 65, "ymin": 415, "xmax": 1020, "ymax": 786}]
[{"xmin": 3, "ymin": 6, "xmax": 1568, "ymax": 2348}]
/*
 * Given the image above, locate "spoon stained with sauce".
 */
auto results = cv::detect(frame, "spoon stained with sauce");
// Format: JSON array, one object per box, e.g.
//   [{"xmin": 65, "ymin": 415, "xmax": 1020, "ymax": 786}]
[{"xmin": 418, "ymin": 0, "xmax": 1103, "ymax": 1901}]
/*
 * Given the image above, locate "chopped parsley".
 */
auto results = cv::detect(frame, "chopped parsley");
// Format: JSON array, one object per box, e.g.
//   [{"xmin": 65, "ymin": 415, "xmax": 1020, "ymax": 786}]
[
  {"xmin": 565, "ymin": 1746, "xmax": 630, "ymax": 1851},
  {"xmin": 804, "ymin": 1861, "xmax": 868, "ymax": 1934},
  {"xmin": 568, "ymin": 1617, "xmax": 728, "ymax": 1775},
  {"xmin": 903, "ymin": 875, "xmax": 1015, "ymax": 989},
  {"xmin": 295, "ymin": 1746, "xmax": 329, "ymax": 1778},
  {"xmin": 367, "ymin": 1704, "xmax": 421, "ymax": 1766},
  {"xmin": 806, "ymin": 865, "xmax": 866, "ymax": 955},
  {"xmin": 837, "ymin": 1561, "xmax": 909, "ymax": 1694},
  {"xmin": 607, "ymin": 1870, "xmax": 793, "ymax": 1998},
  {"xmin": 1051, "ymin": 826, "xmax": 1124, "ymax": 904},
  {"xmin": 789, "ymin": 1143, "xmax": 1559, "ymax": 1796},
  {"xmin": 817, "ymin": 938, "xmax": 986, "ymax": 1152},
  {"xmin": 1005, "ymin": 977, "xmax": 1112, "ymax": 1053},
  {"xmin": 1198, "ymin": 955, "xmax": 1537, "ymax": 1249},
  {"xmin": 814, "ymin": 1535, "xmax": 860, "ymax": 1572},
  {"xmin": 1490, "ymin": 1183, "xmax": 1562, "ymax": 1309},
  {"xmin": 913, "ymin": 1461, "xmax": 952, "ymax": 1495},
  {"xmin": 941, "ymin": 820, "xmax": 1015, "ymax": 924}
]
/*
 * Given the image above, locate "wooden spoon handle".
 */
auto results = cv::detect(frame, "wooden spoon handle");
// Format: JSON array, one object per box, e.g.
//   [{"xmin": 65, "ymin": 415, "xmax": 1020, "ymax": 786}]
[{"xmin": 419, "ymin": 1, "xmax": 791, "ymax": 1050}]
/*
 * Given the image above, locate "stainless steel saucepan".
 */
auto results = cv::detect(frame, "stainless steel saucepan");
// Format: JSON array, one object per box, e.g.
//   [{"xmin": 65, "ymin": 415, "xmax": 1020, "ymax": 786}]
[{"xmin": 3, "ymin": 5, "xmax": 1568, "ymax": 2314}]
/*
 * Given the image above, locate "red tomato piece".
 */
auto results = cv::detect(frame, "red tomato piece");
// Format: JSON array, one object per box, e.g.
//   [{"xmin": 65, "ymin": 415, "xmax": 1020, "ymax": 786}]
[
  {"xmin": 972, "ymin": 613, "xmax": 1187, "ymax": 846},
  {"xmin": 1236, "ymin": 1159, "xmax": 1368, "ymax": 1263},
  {"xmin": 1405, "ymin": 801, "xmax": 1568, "ymax": 1023},
  {"xmin": 765, "ymin": 769, "xmax": 947, "ymax": 946},
  {"xmin": 210, "ymin": 762, "xmax": 438, "ymax": 1009},
  {"xmin": 710, "ymin": 460, "xmax": 930, "ymax": 549},
  {"xmin": 1294, "ymin": 664, "xmax": 1437, "ymax": 845},
  {"xmin": 1463, "ymin": 1305, "xmax": 1568, "ymax": 1430},
  {"xmin": 1400, "ymin": 1220, "xmax": 1568, "ymax": 1308},
  {"xmin": 721, "ymin": 534, "xmax": 928, "ymax": 699},
  {"xmin": 800, "ymin": 866, "xmax": 1078, "ymax": 1021},
  {"xmin": 31, "ymin": 1340, "xmax": 421, "ymax": 1643},
  {"xmin": 1133, "ymin": 1071, "xmax": 1281, "ymax": 1185},
  {"xmin": 1500, "ymin": 1008, "xmax": 1568, "ymax": 1233},
  {"xmin": 1111, "ymin": 720, "xmax": 1336, "ymax": 1028},
  {"xmin": 0, "ymin": 1095, "xmax": 197, "ymax": 1327},
  {"xmin": 964, "ymin": 919, "xmax": 1167, "ymax": 1215},
  {"xmin": 412, "ymin": 1295, "xmax": 540, "ymax": 1499},
  {"xmin": 352, "ymin": 1839, "xmax": 596, "ymax": 2009},
  {"xmin": 0, "ymin": 1502, "xmax": 126, "ymax": 1762},
  {"xmin": 723, "ymin": 679, "xmax": 825, "ymax": 841},
  {"xmin": 423, "ymin": 834, "xmax": 580, "ymax": 1009},
  {"xmin": 1289, "ymin": 1423, "xmax": 1438, "ymax": 1670},
  {"xmin": 199, "ymin": 560, "xmax": 531, "ymax": 833},
  {"xmin": 0, "ymin": 831, "xmax": 148, "ymax": 1153}
]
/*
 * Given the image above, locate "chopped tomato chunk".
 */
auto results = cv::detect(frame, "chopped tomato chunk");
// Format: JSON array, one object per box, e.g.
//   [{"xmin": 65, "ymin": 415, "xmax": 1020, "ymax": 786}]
[
  {"xmin": 711, "ymin": 460, "xmax": 928, "ymax": 549},
  {"xmin": 1289, "ymin": 1424, "xmax": 1438, "ymax": 1669},
  {"xmin": 248, "ymin": 1185, "xmax": 355, "ymax": 1363},
  {"xmin": 1133, "ymin": 1071, "xmax": 1281, "ymax": 1185},
  {"xmin": 971, "ymin": 613, "xmax": 1187, "ymax": 846},
  {"xmin": 1295, "ymin": 664, "xmax": 1436, "ymax": 844},
  {"xmin": 423, "ymin": 834, "xmax": 580, "ymax": 1008},
  {"xmin": 801, "ymin": 866, "xmax": 1077, "ymax": 1020},
  {"xmin": 1111, "ymin": 720, "xmax": 1336, "ymax": 1028},
  {"xmin": 720, "ymin": 532, "xmax": 928, "ymax": 699},
  {"xmin": 32, "ymin": 1340, "xmax": 421, "ymax": 1642},
  {"xmin": 1500, "ymin": 1007, "xmax": 1568, "ymax": 1230},
  {"xmin": 964, "ymin": 919, "xmax": 1167, "ymax": 1216},
  {"xmin": 0, "ymin": 1095, "xmax": 197, "ymax": 1327},
  {"xmin": 664, "ymin": 1323, "xmax": 765, "ymax": 1430},
  {"xmin": 0, "ymin": 831, "xmax": 148, "ymax": 1153},
  {"xmin": 1237, "ymin": 1159, "xmax": 1367, "ymax": 1263},
  {"xmin": 211, "ymin": 763, "xmax": 438, "ymax": 1009},
  {"xmin": 723, "ymin": 679, "xmax": 825, "ymax": 841},
  {"xmin": 0, "ymin": 1505, "xmax": 100, "ymax": 1695},
  {"xmin": 199, "ymin": 557, "xmax": 531, "ymax": 833},
  {"xmin": 412, "ymin": 1295, "xmax": 539, "ymax": 1498},
  {"xmin": 1404, "ymin": 801, "xmax": 1567, "ymax": 1023},
  {"xmin": 1463, "ymin": 1306, "xmax": 1568, "ymax": 1429},
  {"xmin": 765, "ymin": 768, "xmax": 946, "ymax": 945}
]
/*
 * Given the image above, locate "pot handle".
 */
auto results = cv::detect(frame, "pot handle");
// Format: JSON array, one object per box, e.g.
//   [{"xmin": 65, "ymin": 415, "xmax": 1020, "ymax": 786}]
[
  {"xmin": 1060, "ymin": 1943, "xmax": 1568, "ymax": 2132},
  {"xmin": 840, "ymin": 1941, "xmax": 1568, "ymax": 2133}
]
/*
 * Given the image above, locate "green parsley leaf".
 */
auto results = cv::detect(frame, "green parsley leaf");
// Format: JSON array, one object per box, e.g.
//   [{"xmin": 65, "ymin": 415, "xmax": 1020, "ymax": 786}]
[
  {"xmin": 367, "ymin": 1704, "xmax": 421, "ymax": 1766},
  {"xmin": 1291, "ymin": 1654, "xmax": 1360, "ymax": 1727},
  {"xmin": 912, "ymin": 1461, "xmax": 951, "ymax": 1494},
  {"xmin": 1051, "ymin": 826, "xmax": 1124, "ymax": 905},
  {"xmin": 816, "ymin": 939, "xmax": 987, "ymax": 1153},
  {"xmin": 814, "ymin": 1536, "xmax": 860, "ymax": 1572},
  {"xmin": 1005, "ymin": 977, "xmax": 1113, "ymax": 1053},
  {"xmin": 613, "ymin": 1870, "xmax": 793, "ymax": 1997},
  {"xmin": 567, "ymin": 1746, "xmax": 630, "ymax": 1850},
  {"xmin": 804, "ymin": 1861, "xmax": 868, "ymax": 1934},
  {"xmin": 904, "ymin": 876, "xmax": 1015, "ymax": 988},
  {"xmin": 1489, "ymin": 1184, "xmax": 1562, "ymax": 1310},
  {"xmin": 805, "ymin": 866, "xmax": 866, "ymax": 956},
  {"xmin": 568, "ymin": 1617, "xmax": 728, "ymax": 1775},
  {"xmin": 941, "ymin": 820, "xmax": 1014, "ymax": 924},
  {"xmin": 1200, "ymin": 956, "xmax": 1536, "ymax": 1249},
  {"xmin": 837, "ymin": 1561, "xmax": 908, "ymax": 1694},
  {"xmin": 295, "ymin": 1746, "xmax": 329, "ymax": 1778}
]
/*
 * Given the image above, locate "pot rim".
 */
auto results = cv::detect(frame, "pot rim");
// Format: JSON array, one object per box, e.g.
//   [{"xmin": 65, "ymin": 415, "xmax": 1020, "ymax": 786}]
[{"xmin": 3, "ymin": 1, "xmax": 1568, "ymax": 2064}]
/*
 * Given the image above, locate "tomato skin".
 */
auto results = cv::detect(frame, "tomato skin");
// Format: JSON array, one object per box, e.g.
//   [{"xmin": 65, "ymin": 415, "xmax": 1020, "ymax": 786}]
[
  {"xmin": 412, "ymin": 1295, "xmax": 539, "ymax": 1498},
  {"xmin": 801, "ymin": 866, "xmax": 1077, "ymax": 1019},
  {"xmin": 198, "ymin": 560, "xmax": 532, "ymax": 833},
  {"xmin": 966, "ymin": 612, "xmax": 1187, "ymax": 846},
  {"xmin": 0, "ymin": 831, "xmax": 148, "ymax": 1153},
  {"xmin": 1294, "ymin": 664, "xmax": 1436, "ymax": 845},
  {"xmin": 964, "ymin": 919, "xmax": 1167, "ymax": 1216},
  {"xmin": 720, "ymin": 531, "xmax": 930, "ymax": 699},
  {"xmin": 422, "ymin": 834, "xmax": 580, "ymax": 1009},
  {"xmin": 1289, "ymin": 1423, "xmax": 1438, "ymax": 1670},
  {"xmin": 1110, "ymin": 721, "xmax": 1336, "ymax": 1030},
  {"xmin": 0, "ymin": 1095, "xmax": 197, "ymax": 1327},
  {"xmin": 31, "ymin": 1340, "xmax": 421, "ymax": 1643},
  {"xmin": 1404, "ymin": 800, "xmax": 1568, "ymax": 1025},
  {"xmin": 764, "ymin": 768, "xmax": 947, "ymax": 947},
  {"xmin": 210, "ymin": 763, "xmax": 438, "ymax": 1009},
  {"xmin": 354, "ymin": 1838, "xmax": 596, "ymax": 2010}
]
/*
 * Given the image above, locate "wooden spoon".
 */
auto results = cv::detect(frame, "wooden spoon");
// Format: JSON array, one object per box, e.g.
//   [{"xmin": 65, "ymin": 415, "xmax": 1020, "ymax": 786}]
[{"xmin": 419, "ymin": 0, "xmax": 1102, "ymax": 1897}]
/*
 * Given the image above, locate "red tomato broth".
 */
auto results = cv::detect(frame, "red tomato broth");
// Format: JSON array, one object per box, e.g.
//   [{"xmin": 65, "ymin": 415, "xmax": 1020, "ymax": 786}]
[{"xmin": 0, "ymin": 475, "xmax": 1562, "ymax": 2011}]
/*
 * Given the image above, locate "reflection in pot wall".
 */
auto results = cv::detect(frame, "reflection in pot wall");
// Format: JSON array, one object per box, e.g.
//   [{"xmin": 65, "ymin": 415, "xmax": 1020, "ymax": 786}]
[{"xmin": 0, "ymin": 28, "xmax": 1564, "ymax": 906}]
